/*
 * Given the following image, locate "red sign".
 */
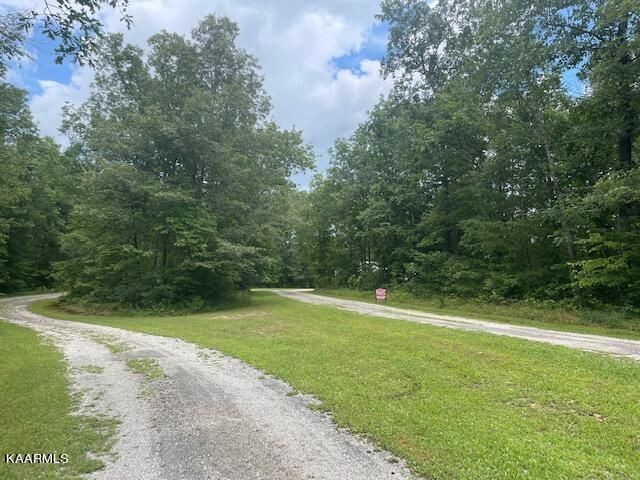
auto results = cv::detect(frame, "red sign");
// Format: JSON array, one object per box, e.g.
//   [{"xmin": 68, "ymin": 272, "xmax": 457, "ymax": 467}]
[{"xmin": 375, "ymin": 288, "xmax": 387, "ymax": 301}]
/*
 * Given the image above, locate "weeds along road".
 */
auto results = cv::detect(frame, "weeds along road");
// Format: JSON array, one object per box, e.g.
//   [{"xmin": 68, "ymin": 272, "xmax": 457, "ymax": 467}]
[
  {"xmin": 0, "ymin": 295, "xmax": 410, "ymax": 480},
  {"xmin": 273, "ymin": 290, "xmax": 640, "ymax": 362}
]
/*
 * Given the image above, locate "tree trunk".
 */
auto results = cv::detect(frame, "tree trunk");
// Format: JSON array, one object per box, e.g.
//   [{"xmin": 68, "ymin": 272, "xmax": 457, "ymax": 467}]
[
  {"xmin": 616, "ymin": 14, "xmax": 634, "ymax": 170},
  {"xmin": 619, "ymin": 133, "xmax": 633, "ymax": 169},
  {"xmin": 162, "ymin": 239, "xmax": 168, "ymax": 271},
  {"xmin": 441, "ymin": 173, "xmax": 455, "ymax": 253},
  {"xmin": 537, "ymin": 111, "xmax": 576, "ymax": 260}
]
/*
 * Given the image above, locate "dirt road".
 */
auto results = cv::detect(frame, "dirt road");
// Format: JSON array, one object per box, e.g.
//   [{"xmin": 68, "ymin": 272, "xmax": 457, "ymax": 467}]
[
  {"xmin": 273, "ymin": 290, "xmax": 640, "ymax": 362},
  {"xmin": 0, "ymin": 295, "xmax": 410, "ymax": 480}
]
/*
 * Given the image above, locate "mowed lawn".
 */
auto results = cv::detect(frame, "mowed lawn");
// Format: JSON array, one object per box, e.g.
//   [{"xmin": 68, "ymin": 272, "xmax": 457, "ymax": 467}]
[
  {"xmin": 0, "ymin": 320, "xmax": 115, "ymax": 480},
  {"xmin": 32, "ymin": 292, "xmax": 640, "ymax": 479}
]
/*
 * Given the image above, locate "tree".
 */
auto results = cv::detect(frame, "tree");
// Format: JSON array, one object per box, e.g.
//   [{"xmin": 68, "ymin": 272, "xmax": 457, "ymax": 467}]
[
  {"xmin": 304, "ymin": 0, "xmax": 640, "ymax": 307},
  {"xmin": 56, "ymin": 15, "xmax": 313, "ymax": 307},
  {"xmin": 0, "ymin": 82, "xmax": 78, "ymax": 292}
]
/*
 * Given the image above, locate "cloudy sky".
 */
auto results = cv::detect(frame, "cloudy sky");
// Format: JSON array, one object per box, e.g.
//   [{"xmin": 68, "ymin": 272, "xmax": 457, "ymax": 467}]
[{"xmin": 2, "ymin": 0, "xmax": 395, "ymax": 186}]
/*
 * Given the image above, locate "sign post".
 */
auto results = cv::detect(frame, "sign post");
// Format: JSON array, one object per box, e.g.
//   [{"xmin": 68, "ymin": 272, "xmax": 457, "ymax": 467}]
[{"xmin": 375, "ymin": 288, "xmax": 387, "ymax": 303}]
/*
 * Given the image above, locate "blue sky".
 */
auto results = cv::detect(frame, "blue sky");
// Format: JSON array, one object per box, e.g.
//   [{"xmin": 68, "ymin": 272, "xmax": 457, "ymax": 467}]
[
  {"xmin": 332, "ymin": 22, "xmax": 388, "ymax": 74},
  {"xmin": 9, "ymin": 36, "xmax": 71, "ymax": 91},
  {"xmin": 15, "ymin": 20, "xmax": 391, "ymax": 99},
  {"xmin": 4, "ymin": 1, "xmax": 585, "ymax": 189},
  {"xmin": 4, "ymin": 1, "xmax": 395, "ymax": 188}
]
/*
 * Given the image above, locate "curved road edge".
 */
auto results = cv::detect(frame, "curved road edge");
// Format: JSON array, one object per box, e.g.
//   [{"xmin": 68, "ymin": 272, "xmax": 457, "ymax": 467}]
[
  {"xmin": 272, "ymin": 290, "xmax": 640, "ymax": 362},
  {"xmin": 0, "ymin": 294, "xmax": 413, "ymax": 480}
]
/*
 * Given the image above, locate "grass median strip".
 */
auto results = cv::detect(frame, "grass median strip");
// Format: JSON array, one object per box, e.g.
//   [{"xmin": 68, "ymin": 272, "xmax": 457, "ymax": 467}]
[
  {"xmin": 31, "ymin": 292, "xmax": 640, "ymax": 479},
  {"xmin": 0, "ymin": 321, "xmax": 116, "ymax": 480},
  {"xmin": 84, "ymin": 332, "xmax": 130, "ymax": 354},
  {"xmin": 80, "ymin": 365, "xmax": 104, "ymax": 374},
  {"xmin": 126, "ymin": 358, "xmax": 164, "ymax": 380}
]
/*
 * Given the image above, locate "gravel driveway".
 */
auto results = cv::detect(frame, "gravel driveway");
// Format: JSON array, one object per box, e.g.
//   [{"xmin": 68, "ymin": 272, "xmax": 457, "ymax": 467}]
[
  {"xmin": 1, "ymin": 295, "xmax": 411, "ymax": 480},
  {"xmin": 273, "ymin": 290, "xmax": 640, "ymax": 361}
]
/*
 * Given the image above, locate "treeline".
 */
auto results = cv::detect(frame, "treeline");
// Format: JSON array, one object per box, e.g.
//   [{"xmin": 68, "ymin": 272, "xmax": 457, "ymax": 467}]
[
  {"xmin": 296, "ymin": 0, "xmax": 640, "ymax": 308},
  {"xmin": 1, "ymin": 15, "xmax": 312, "ymax": 307},
  {"xmin": 0, "ymin": 80, "xmax": 79, "ymax": 292},
  {"xmin": 2, "ymin": 1, "xmax": 639, "ymax": 310}
]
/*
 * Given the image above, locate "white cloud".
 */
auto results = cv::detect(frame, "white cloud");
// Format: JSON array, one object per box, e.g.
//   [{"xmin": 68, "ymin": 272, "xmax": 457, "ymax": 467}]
[
  {"xmin": 0, "ymin": 0, "xmax": 43, "ymax": 11},
  {"xmin": 29, "ymin": 67, "xmax": 92, "ymax": 141},
  {"xmin": 10, "ymin": 0, "xmax": 394, "ymax": 185},
  {"xmin": 304, "ymin": 59, "xmax": 393, "ymax": 154}
]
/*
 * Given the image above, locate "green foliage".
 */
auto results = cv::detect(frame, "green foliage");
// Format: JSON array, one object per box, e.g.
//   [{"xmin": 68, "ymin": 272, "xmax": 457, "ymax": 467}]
[
  {"xmin": 302, "ymin": 0, "xmax": 640, "ymax": 308},
  {"xmin": 0, "ymin": 82, "xmax": 78, "ymax": 293},
  {"xmin": 2, "ymin": 1, "xmax": 638, "ymax": 310},
  {"xmin": 55, "ymin": 16, "xmax": 313, "ymax": 307},
  {"xmin": 0, "ymin": 0, "xmax": 132, "ymax": 71},
  {"xmin": 571, "ymin": 168, "xmax": 640, "ymax": 305},
  {"xmin": 0, "ymin": 0, "xmax": 133, "ymax": 293},
  {"xmin": 56, "ymin": 163, "xmax": 224, "ymax": 306}
]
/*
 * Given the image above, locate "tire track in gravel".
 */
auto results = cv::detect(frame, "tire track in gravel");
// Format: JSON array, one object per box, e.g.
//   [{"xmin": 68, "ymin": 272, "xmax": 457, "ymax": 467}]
[{"xmin": 1, "ymin": 295, "xmax": 412, "ymax": 480}]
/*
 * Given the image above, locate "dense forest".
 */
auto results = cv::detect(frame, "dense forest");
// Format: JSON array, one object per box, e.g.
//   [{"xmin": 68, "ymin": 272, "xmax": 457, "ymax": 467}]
[
  {"xmin": 1, "ymin": 0, "xmax": 639, "ymax": 310},
  {"xmin": 1, "ymin": 11, "xmax": 312, "ymax": 307},
  {"xmin": 295, "ymin": 0, "xmax": 640, "ymax": 309}
]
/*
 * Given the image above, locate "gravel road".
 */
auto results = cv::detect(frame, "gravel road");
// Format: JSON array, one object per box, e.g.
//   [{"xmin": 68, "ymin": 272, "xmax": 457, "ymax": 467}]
[
  {"xmin": 1, "ymin": 295, "xmax": 411, "ymax": 480},
  {"xmin": 273, "ymin": 290, "xmax": 640, "ymax": 361}
]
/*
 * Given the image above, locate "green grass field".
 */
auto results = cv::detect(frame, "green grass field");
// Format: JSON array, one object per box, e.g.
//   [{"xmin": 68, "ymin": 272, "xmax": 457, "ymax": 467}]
[
  {"xmin": 316, "ymin": 288, "xmax": 640, "ymax": 340},
  {"xmin": 0, "ymin": 321, "xmax": 116, "ymax": 480},
  {"xmin": 31, "ymin": 292, "xmax": 640, "ymax": 479}
]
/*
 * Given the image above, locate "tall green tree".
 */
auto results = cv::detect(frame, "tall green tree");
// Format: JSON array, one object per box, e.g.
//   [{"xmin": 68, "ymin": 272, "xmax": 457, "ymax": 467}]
[
  {"xmin": 305, "ymin": 0, "xmax": 639, "ymax": 307},
  {"xmin": 57, "ymin": 16, "xmax": 313, "ymax": 307},
  {"xmin": 0, "ymin": 82, "xmax": 78, "ymax": 292}
]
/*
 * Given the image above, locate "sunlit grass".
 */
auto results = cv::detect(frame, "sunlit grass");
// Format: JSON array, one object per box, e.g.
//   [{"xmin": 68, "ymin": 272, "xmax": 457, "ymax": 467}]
[
  {"xmin": 31, "ymin": 292, "xmax": 640, "ymax": 479},
  {"xmin": 0, "ymin": 321, "xmax": 117, "ymax": 480}
]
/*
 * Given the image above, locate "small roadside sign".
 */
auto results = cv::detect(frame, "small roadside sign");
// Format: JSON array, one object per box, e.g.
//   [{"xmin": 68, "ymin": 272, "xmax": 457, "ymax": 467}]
[{"xmin": 375, "ymin": 288, "xmax": 387, "ymax": 302}]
